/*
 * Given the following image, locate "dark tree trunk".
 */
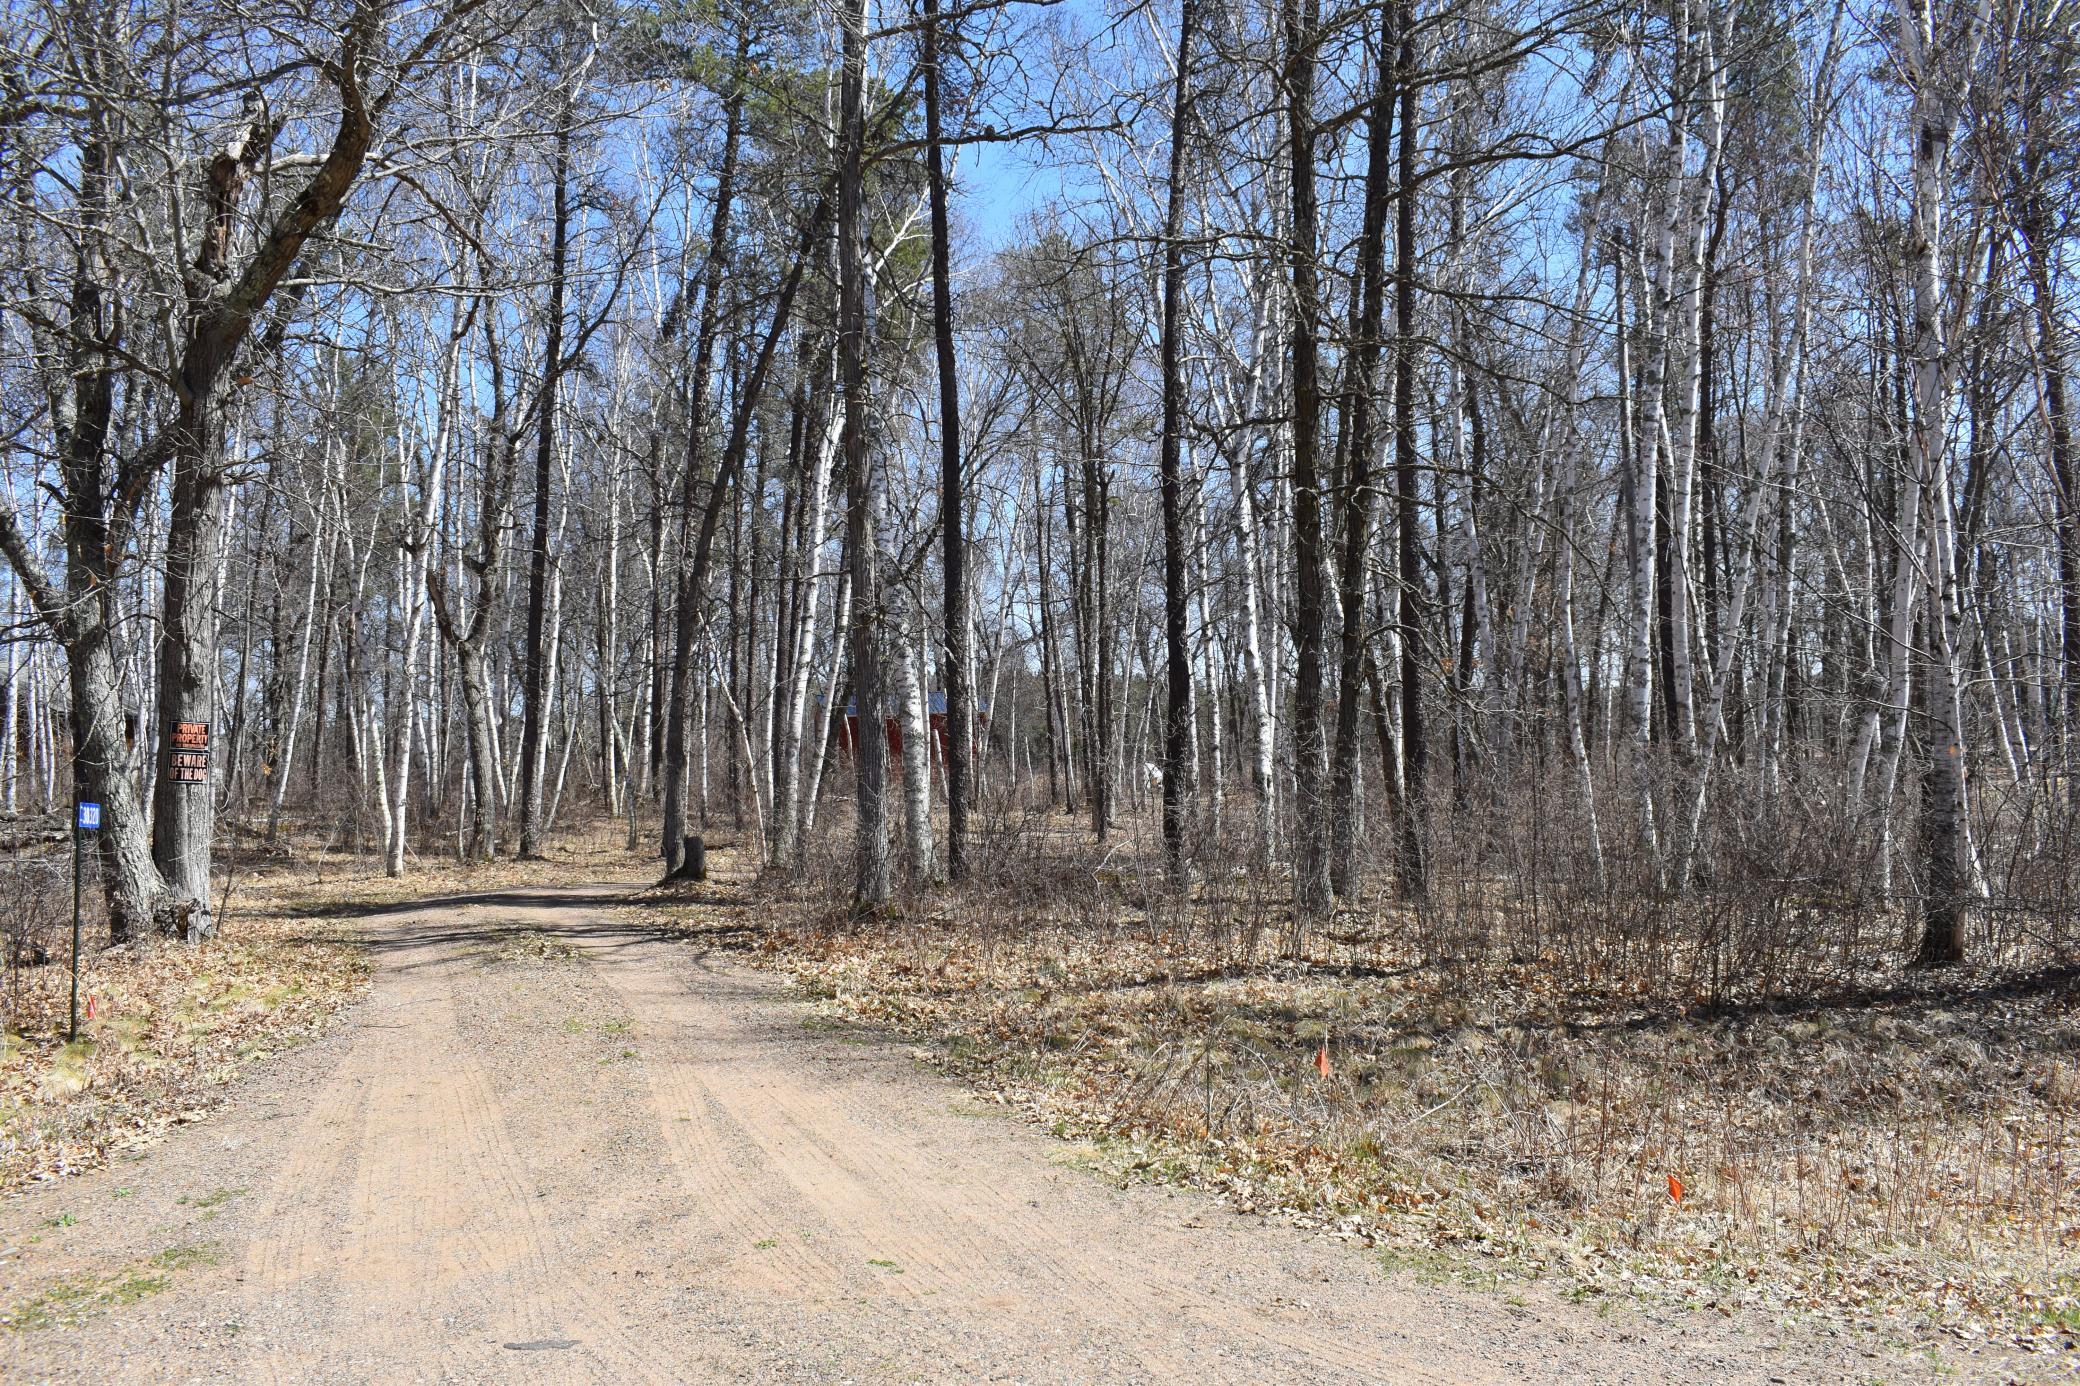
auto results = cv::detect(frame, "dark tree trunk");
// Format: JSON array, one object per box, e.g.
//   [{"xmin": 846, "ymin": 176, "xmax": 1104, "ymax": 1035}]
[
  {"xmin": 1330, "ymin": 0, "xmax": 1396, "ymax": 897},
  {"xmin": 1156, "ymin": 0, "xmax": 1199, "ymax": 878},
  {"xmin": 2022, "ymin": 185, "xmax": 2080, "ymax": 752},
  {"xmin": 662, "ymin": 48, "xmax": 748, "ymax": 874},
  {"xmin": 1391, "ymin": 0, "xmax": 1428, "ymax": 898},
  {"xmin": 151, "ymin": 432, "xmax": 233, "ymax": 939},
  {"xmin": 457, "ymin": 644, "xmax": 499, "ymax": 860},
  {"xmin": 1285, "ymin": 0, "xmax": 1332, "ymax": 923},
  {"xmin": 517, "ymin": 120, "xmax": 572, "ymax": 859},
  {"xmin": 839, "ymin": 0, "xmax": 891, "ymax": 911},
  {"xmin": 923, "ymin": 0, "xmax": 974, "ymax": 882}
]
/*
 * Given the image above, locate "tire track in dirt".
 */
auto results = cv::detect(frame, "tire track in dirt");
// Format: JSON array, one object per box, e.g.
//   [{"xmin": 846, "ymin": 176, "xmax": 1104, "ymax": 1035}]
[
  {"xmin": 561, "ymin": 906, "xmax": 1436, "ymax": 1382},
  {"xmin": 599, "ymin": 947, "xmax": 860, "ymax": 1299},
  {"xmin": 240, "ymin": 905, "xmax": 687, "ymax": 1384},
  {"xmin": 241, "ymin": 1050, "xmax": 373, "ymax": 1355},
  {"xmin": 1, "ymin": 876, "xmax": 1966, "ymax": 1385},
  {"xmin": 561, "ymin": 898, "xmax": 1111, "ymax": 1379},
  {"xmin": 586, "ymin": 924, "xmax": 1173, "ymax": 1373}
]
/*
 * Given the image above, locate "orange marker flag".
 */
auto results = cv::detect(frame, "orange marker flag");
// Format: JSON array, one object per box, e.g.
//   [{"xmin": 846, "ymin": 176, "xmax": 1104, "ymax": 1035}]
[
  {"xmin": 1667, "ymin": 1173, "xmax": 1685, "ymax": 1206},
  {"xmin": 1314, "ymin": 1040, "xmax": 1332, "ymax": 1079}
]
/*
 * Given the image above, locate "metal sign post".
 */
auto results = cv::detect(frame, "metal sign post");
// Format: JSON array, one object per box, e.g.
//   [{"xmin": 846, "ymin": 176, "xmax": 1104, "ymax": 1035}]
[{"xmin": 71, "ymin": 801, "xmax": 100, "ymax": 1042}]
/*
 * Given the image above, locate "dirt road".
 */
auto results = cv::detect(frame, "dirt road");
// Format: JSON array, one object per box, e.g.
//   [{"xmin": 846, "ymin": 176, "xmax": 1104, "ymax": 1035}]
[{"xmin": 0, "ymin": 881, "xmax": 1950, "ymax": 1383}]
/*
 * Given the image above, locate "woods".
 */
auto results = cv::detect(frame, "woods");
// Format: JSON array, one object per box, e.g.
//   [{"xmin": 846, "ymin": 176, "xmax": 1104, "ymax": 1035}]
[{"xmin": 3, "ymin": 0, "xmax": 2077, "ymax": 982}]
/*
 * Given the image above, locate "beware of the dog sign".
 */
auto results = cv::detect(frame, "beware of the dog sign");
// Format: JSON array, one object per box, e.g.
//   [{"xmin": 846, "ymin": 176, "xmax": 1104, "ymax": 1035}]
[{"xmin": 169, "ymin": 721, "xmax": 211, "ymax": 783}]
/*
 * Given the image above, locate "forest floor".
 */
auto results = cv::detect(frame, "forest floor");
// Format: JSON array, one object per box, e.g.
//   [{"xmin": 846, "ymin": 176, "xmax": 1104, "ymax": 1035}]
[
  {"xmin": 0, "ymin": 833, "xmax": 2058, "ymax": 1382},
  {"xmin": 695, "ymin": 856, "xmax": 2080, "ymax": 1369}
]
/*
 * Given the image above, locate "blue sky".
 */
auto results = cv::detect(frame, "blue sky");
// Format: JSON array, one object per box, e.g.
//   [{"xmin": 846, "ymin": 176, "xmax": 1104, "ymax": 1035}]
[{"xmin": 957, "ymin": 137, "xmax": 1050, "ymax": 249}]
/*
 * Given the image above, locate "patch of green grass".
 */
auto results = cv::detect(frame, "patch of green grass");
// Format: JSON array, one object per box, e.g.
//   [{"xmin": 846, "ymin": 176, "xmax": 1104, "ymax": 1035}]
[
  {"xmin": 259, "ymin": 981, "xmax": 305, "ymax": 1009},
  {"xmin": 754, "ymin": 1238, "xmax": 778, "ymax": 1250},
  {"xmin": 152, "ymin": 1243, "xmax": 220, "ymax": 1270},
  {"xmin": 177, "ymin": 1187, "xmax": 244, "ymax": 1212},
  {"xmin": 44, "ymin": 1212, "xmax": 75, "ymax": 1229},
  {"xmin": 0, "ymin": 1243, "xmax": 216, "ymax": 1333},
  {"xmin": 2034, "ymin": 1301, "xmax": 2080, "ymax": 1334},
  {"xmin": 110, "ymin": 1186, "xmax": 133, "ymax": 1199},
  {"xmin": 4, "ymin": 1279, "xmax": 97, "ymax": 1331},
  {"xmin": 1380, "ymin": 1245, "xmax": 1503, "ymax": 1291},
  {"xmin": 867, "ymin": 1258, "xmax": 903, "ymax": 1273},
  {"xmin": 43, "ymin": 1038, "xmax": 96, "ymax": 1095},
  {"xmin": 205, "ymin": 983, "xmax": 256, "ymax": 1013},
  {"xmin": 105, "ymin": 1271, "xmax": 171, "ymax": 1304}
]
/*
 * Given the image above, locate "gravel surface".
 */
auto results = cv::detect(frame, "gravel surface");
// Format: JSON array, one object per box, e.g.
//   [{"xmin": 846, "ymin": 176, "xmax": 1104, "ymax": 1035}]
[{"xmin": 0, "ymin": 880, "xmax": 1996, "ymax": 1383}]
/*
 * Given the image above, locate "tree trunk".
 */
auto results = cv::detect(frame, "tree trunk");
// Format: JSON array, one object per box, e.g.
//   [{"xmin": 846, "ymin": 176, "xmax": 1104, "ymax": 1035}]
[
  {"xmin": 517, "ymin": 120, "xmax": 573, "ymax": 860},
  {"xmin": 151, "ymin": 443, "xmax": 233, "ymax": 940},
  {"xmin": 1284, "ymin": 0, "xmax": 1332, "ymax": 925},
  {"xmin": 922, "ymin": 0, "xmax": 974, "ymax": 884},
  {"xmin": 895, "ymin": 599, "xmax": 935, "ymax": 883},
  {"xmin": 1897, "ymin": 0, "xmax": 1988, "ymax": 963},
  {"xmin": 661, "ymin": 47, "xmax": 749, "ymax": 875},
  {"xmin": 839, "ymin": 0, "xmax": 891, "ymax": 912},
  {"xmin": 1157, "ymin": 0, "xmax": 1200, "ymax": 879},
  {"xmin": 1390, "ymin": 0, "xmax": 1428, "ymax": 898},
  {"xmin": 1329, "ymin": 0, "xmax": 1396, "ymax": 897}
]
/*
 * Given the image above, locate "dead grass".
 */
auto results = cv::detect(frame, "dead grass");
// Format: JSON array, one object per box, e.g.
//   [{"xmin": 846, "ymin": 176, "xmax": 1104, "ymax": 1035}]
[
  {"xmin": 0, "ymin": 818, "xmax": 646, "ymax": 1190},
  {"xmin": 0, "ymin": 891, "xmax": 366, "ymax": 1190},
  {"xmin": 635, "ymin": 839, "xmax": 2080, "ymax": 1363}
]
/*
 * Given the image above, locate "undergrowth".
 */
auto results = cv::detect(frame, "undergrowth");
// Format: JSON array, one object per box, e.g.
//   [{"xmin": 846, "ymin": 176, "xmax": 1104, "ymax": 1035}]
[{"xmin": 641, "ymin": 823, "xmax": 2080, "ymax": 1362}]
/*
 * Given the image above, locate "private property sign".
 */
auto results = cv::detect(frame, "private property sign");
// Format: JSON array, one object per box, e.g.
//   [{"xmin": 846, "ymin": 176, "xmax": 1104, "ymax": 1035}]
[{"xmin": 169, "ymin": 720, "xmax": 211, "ymax": 784}]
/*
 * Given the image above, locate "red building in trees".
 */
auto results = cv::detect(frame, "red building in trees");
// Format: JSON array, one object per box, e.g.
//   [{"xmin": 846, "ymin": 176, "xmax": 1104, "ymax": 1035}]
[{"xmin": 834, "ymin": 692, "xmax": 988, "ymax": 765}]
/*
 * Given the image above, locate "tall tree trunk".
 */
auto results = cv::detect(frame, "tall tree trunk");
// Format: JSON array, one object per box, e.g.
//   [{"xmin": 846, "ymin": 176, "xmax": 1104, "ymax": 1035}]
[
  {"xmin": 1660, "ymin": 26, "xmax": 1725, "ymax": 762},
  {"xmin": 517, "ymin": 119, "xmax": 573, "ymax": 859},
  {"xmin": 1157, "ymin": 0, "xmax": 1200, "ymax": 878},
  {"xmin": 2021, "ymin": 181, "xmax": 2080, "ymax": 761},
  {"xmin": 772, "ymin": 376, "xmax": 838, "ymax": 866},
  {"xmin": 840, "ymin": 0, "xmax": 891, "ymax": 911},
  {"xmin": 1284, "ymin": 0, "xmax": 1332, "ymax": 925},
  {"xmin": 1330, "ymin": 0, "xmax": 1395, "ymax": 896},
  {"xmin": 895, "ymin": 597, "xmax": 935, "ymax": 882},
  {"xmin": 152, "ymin": 441, "xmax": 234, "ymax": 939},
  {"xmin": 1390, "ymin": 0, "xmax": 1428, "ymax": 898},
  {"xmin": 1233, "ymin": 438, "xmax": 1277, "ymax": 860},
  {"xmin": 923, "ymin": 0, "xmax": 974, "ymax": 883},
  {"xmin": 1897, "ymin": 0, "xmax": 1988, "ymax": 963},
  {"xmin": 661, "ymin": 50, "xmax": 748, "ymax": 873}
]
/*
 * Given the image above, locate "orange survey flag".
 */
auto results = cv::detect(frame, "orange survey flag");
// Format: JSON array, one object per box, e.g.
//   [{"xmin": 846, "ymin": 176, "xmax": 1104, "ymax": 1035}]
[
  {"xmin": 1314, "ymin": 1041, "xmax": 1332, "ymax": 1078},
  {"xmin": 1667, "ymin": 1173, "xmax": 1685, "ymax": 1205}
]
